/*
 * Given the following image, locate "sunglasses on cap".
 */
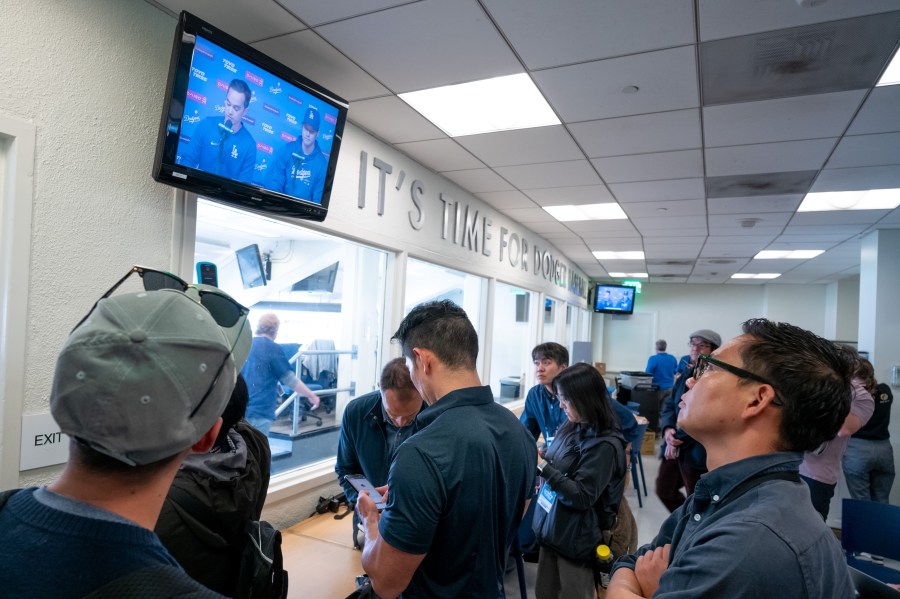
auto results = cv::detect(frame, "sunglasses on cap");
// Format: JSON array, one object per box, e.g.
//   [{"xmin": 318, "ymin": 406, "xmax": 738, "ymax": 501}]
[{"xmin": 72, "ymin": 265, "xmax": 249, "ymax": 332}]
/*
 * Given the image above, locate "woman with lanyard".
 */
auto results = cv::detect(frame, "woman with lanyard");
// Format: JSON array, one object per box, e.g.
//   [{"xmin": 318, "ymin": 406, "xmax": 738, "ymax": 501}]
[{"xmin": 532, "ymin": 363, "xmax": 627, "ymax": 599}]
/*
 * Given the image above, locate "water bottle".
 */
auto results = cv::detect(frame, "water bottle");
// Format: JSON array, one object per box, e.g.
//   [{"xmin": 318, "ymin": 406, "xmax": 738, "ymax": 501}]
[{"xmin": 595, "ymin": 544, "xmax": 613, "ymax": 588}]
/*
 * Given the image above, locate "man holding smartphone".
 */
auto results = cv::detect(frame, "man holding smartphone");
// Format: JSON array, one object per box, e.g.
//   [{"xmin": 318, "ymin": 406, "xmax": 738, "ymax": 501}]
[{"xmin": 356, "ymin": 301, "xmax": 536, "ymax": 599}]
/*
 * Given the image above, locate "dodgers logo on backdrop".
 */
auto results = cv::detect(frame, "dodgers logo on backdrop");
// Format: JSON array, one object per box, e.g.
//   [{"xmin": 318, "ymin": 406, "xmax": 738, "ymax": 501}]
[
  {"xmin": 214, "ymin": 104, "xmax": 225, "ymax": 114},
  {"xmin": 255, "ymin": 159, "xmax": 268, "ymax": 172},
  {"xmin": 270, "ymin": 82, "xmax": 282, "ymax": 95},
  {"xmin": 183, "ymin": 113, "xmax": 201, "ymax": 125}
]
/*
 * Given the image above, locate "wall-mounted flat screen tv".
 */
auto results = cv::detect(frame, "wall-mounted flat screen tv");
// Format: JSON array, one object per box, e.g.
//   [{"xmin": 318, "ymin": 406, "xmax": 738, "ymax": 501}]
[
  {"xmin": 152, "ymin": 11, "xmax": 348, "ymax": 222},
  {"xmin": 236, "ymin": 243, "xmax": 266, "ymax": 289},
  {"xmin": 593, "ymin": 283, "xmax": 635, "ymax": 315}
]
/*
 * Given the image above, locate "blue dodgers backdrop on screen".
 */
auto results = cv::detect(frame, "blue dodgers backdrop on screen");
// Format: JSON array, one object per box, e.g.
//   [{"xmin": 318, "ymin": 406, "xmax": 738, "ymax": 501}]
[
  {"xmin": 174, "ymin": 35, "xmax": 340, "ymax": 204},
  {"xmin": 594, "ymin": 285, "xmax": 634, "ymax": 312}
]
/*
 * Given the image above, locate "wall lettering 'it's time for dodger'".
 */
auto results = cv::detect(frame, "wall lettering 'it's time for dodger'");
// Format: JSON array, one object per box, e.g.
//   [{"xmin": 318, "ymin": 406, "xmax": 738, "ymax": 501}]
[{"xmin": 358, "ymin": 151, "xmax": 587, "ymax": 299}]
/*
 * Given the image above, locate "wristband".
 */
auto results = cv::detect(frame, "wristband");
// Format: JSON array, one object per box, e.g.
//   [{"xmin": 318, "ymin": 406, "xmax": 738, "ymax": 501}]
[{"xmin": 537, "ymin": 459, "xmax": 549, "ymax": 474}]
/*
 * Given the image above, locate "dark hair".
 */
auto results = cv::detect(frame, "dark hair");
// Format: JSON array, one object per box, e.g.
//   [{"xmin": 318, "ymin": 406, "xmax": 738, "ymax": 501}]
[
  {"xmin": 380, "ymin": 357, "xmax": 415, "ymax": 392},
  {"xmin": 391, "ymin": 300, "xmax": 478, "ymax": 370},
  {"xmin": 228, "ymin": 79, "xmax": 252, "ymax": 108},
  {"xmin": 854, "ymin": 357, "xmax": 877, "ymax": 397},
  {"xmin": 739, "ymin": 318, "xmax": 854, "ymax": 452},
  {"xmin": 71, "ymin": 438, "xmax": 182, "ymax": 478},
  {"xmin": 532, "ymin": 342, "xmax": 568, "ymax": 366},
  {"xmin": 552, "ymin": 363, "xmax": 617, "ymax": 435},
  {"xmin": 214, "ymin": 374, "xmax": 249, "ymax": 450}
]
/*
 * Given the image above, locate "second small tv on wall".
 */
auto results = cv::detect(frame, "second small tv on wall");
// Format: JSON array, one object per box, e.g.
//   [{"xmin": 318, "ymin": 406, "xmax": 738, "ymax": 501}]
[{"xmin": 152, "ymin": 11, "xmax": 349, "ymax": 222}]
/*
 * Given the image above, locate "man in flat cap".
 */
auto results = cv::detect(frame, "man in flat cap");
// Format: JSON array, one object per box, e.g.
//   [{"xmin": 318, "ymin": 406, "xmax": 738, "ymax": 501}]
[{"xmin": 0, "ymin": 269, "xmax": 251, "ymax": 597}]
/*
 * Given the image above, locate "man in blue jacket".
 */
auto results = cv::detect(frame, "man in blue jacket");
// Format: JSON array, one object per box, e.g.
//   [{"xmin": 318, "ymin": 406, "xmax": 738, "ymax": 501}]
[
  {"xmin": 178, "ymin": 79, "xmax": 257, "ymax": 184},
  {"xmin": 335, "ymin": 358, "xmax": 425, "ymax": 504},
  {"xmin": 269, "ymin": 106, "xmax": 329, "ymax": 202}
]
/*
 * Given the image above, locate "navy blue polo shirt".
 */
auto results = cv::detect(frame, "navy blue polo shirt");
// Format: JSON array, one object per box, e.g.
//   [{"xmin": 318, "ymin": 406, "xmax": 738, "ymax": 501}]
[{"xmin": 379, "ymin": 386, "xmax": 536, "ymax": 598}]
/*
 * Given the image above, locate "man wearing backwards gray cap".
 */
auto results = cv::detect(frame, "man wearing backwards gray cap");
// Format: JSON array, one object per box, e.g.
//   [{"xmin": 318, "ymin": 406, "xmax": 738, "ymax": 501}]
[
  {"xmin": 0, "ymin": 269, "xmax": 251, "ymax": 598},
  {"xmin": 655, "ymin": 329, "xmax": 721, "ymax": 512}
]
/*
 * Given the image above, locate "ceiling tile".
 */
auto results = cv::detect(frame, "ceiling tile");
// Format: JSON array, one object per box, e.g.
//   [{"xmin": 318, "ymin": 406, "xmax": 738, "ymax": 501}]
[
  {"xmin": 524, "ymin": 185, "xmax": 614, "ymax": 206},
  {"xmin": 826, "ymin": 133, "xmax": 900, "ymax": 169},
  {"xmin": 705, "ymin": 139, "xmax": 837, "ymax": 176},
  {"xmin": 649, "ymin": 276, "xmax": 689, "ymax": 283},
  {"xmin": 610, "ymin": 178, "xmax": 705, "ymax": 203},
  {"xmin": 643, "ymin": 245, "xmax": 702, "ymax": 260},
  {"xmin": 474, "ymin": 190, "xmax": 536, "ymax": 210},
  {"xmin": 707, "ymin": 195, "xmax": 803, "ymax": 214},
  {"xmin": 781, "ymin": 224, "xmax": 869, "ymax": 236},
  {"xmin": 441, "ymin": 168, "xmax": 515, "ymax": 193},
  {"xmin": 483, "ymin": 0, "xmax": 695, "ymax": 68},
  {"xmin": 495, "ymin": 160, "xmax": 602, "ymax": 189},
  {"xmin": 567, "ymin": 220, "xmax": 639, "ymax": 234},
  {"xmin": 847, "ymin": 86, "xmax": 900, "ymax": 135},
  {"xmin": 698, "ymin": 0, "xmax": 900, "ymax": 41},
  {"xmin": 252, "ymin": 30, "xmax": 389, "ymax": 101},
  {"xmin": 812, "ymin": 165, "xmax": 900, "ymax": 192},
  {"xmin": 501, "ymin": 207, "xmax": 552, "ymax": 223},
  {"xmin": 348, "ymin": 96, "xmax": 444, "ymax": 143},
  {"xmin": 569, "ymin": 109, "xmax": 702, "ymax": 158},
  {"xmin": 699, "ymin": 12, "xmax": 900, "ymax": 105},
  {"xmin": 534, "ymin": 46, "xmax": 699, "ymax": 122},
  {"xmin": 709, "ymin": 212, "xmax": 791, "ymax": 228},
  {"xmin": 630, "ymin": 214, "xmax": 707, "ymax": 230},
  {"xmin": 622, "ymin": 199, "xmax": 706, "ymax": 218},
  {"xmin": 456, "ymin": 126, "xmax": 583, "ymax": 168},
  {"xmin": 156, "ymin": 0, "xmax": 302, "ymax": 41},
  {"xmin": 316, "ymin": 0, "xmax": 521, "ymax": 92},
  {"xmin": 592, "ymin": 150, "xmax": 704, "ymax": 184},
  {"xmin": 703, "ymin": 90, "xmax": 866, "ymax": 147},
  {"xmin": 279, "ymin": 0, "xmax": 411, "ymax": 27},
  {"xmin": 706, "ymin": 171, "xmax": 817, "ymax": 198},
  {"xmin": 395, "ymin": 139, "xmax": 484, "ymax": 172}
]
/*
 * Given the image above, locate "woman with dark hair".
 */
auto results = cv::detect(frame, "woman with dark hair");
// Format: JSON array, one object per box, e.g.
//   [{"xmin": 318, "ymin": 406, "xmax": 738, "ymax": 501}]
[
  {"xmin": 532, "ymin": 363, "xmax": 627, "ymax": 599},
  {"xmin": 843, "ymin": 358, "xmax": 895, "ymax": 503}
]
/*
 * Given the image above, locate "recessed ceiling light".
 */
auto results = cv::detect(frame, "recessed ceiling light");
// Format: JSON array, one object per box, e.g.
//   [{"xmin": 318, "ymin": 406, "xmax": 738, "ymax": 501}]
[
  {"xmin": 754, "ymin": 250, "xmax": 825, "ymax": 259},
  {"xmin": 593, "ymin": 251, "xmax": 645, "ymax": 260},
  {"xmin": 398, "ymin": 73, "xmax": 560, "ymax": 137},
  {"xmin": 731, "ymin": 273, "xmax": 781, "ymax": 279},
  {"xmin": 798, "ymin": 189, "xmax": 900, "ymax": 212},
  {"xmin": 608, "ymin": 272, "xmax": 648, "ymax": 278},
  {"xmin": 543, "ymin": 203, "xmax": 628, "ymax": 222},
  {"xmin": 877, "ymin": 47, "xmax": 900, "ymax": 86}
]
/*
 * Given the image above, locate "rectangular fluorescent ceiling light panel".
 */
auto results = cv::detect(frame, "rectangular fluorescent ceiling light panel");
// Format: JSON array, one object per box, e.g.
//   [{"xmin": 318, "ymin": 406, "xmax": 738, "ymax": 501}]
[
  {"xmin": 877, "ymin": 48, "xmax": 900, "ymax": 86},
  {"xmin": 754, "ymin": 250, "xmax": 824, "ymax": 259},
  {"xmin": 731, "ymin": 273, "xmax": 781, "ymax": 279},
  {"xmin": 398, "ymin": 74, "xmax": 560, "ymax": 137},
  {"xmin": 798, "ymin": 189, "xmax": 900, "ymax": 211},
  {"xmin": 592, "ymin": 251, "xmax": 645, "ymax": 260},
  {"xmin": 608, "ymin": 272, "xmax": 648, "ymax": 278},
  {"xmin": 544, "ymin": 203, "xmax": 628, "ymax": 221}
]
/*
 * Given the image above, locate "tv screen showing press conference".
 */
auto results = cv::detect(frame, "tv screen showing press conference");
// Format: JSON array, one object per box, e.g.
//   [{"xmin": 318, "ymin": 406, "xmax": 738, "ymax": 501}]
[
  {"xmin": 175, "ymin": 35, "xmax": 341, "ymax": 205},
  {"xmin": 593, "ymin": 284, "xmax": 635, "ymax": 314}
]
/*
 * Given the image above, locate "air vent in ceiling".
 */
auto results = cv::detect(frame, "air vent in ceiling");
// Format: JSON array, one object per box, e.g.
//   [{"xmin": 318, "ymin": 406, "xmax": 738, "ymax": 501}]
[
  {"xmin": 706, "ymin": 170, "xmax": 817, "ymax": 198},
  {"xmin": 648, "ymin": 259, "xmax": 694, "ymax": 266},
  {"xmin": 707, "ymin": 259, "xmax": 736, "ymax": 264}
]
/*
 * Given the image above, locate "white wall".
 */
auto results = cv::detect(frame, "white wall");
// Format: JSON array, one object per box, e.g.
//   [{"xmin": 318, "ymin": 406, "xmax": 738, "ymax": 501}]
[{"xmin": 593, "ymin": 282, "xmax": 839, "ymax": 371}]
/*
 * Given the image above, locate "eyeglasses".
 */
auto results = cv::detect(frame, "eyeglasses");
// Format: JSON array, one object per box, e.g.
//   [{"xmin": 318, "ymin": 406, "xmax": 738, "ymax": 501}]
[
  {"xmin": 73, "ymin": 265, "xmax": 249, "ymax": 331},
  {"xmin": 689, "ymin": 341, "xmax": 712, "ymax": 349},
  {"xmin": 695, "ymin": 354, "xmax": 784, "ymax": 406}
]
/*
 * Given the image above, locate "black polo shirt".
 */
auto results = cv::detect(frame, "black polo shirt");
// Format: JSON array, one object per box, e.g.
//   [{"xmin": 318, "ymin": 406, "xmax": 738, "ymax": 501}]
[{"xmin": 379, "ymin": 385, "xmax": 536, "ymax": 598}]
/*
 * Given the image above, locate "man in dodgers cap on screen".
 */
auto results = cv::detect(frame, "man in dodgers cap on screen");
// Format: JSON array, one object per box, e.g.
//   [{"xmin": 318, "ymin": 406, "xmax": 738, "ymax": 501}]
[
  {"xmin": 269, "ymin": 105, "xmax": 329, "ymax": 203},
  {"xmin": 0, "ymin": 281, "xmax": 251, "ymax": 597}
]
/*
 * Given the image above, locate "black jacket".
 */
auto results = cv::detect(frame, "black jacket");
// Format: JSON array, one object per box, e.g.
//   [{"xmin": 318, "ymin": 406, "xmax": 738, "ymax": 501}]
[{"xmin": 155, "ymin": 420, "xmax": 271, "ymax": 597}]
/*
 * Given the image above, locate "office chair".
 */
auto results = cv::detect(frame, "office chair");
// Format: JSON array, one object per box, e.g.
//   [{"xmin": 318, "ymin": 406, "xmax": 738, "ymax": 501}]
[
  {"xmin": 842, "ymin": 498, "xmax": 900, "ymax": 585},
  {"xmin": 627, "ymin": 421, "xmax": 650, "ymax": 508}
]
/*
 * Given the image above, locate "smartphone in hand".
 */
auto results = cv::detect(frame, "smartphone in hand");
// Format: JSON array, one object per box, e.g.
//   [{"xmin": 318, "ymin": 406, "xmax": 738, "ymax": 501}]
[{"xmin": 345, "ymin": 474, "xmax": 386, "ymax": 510}]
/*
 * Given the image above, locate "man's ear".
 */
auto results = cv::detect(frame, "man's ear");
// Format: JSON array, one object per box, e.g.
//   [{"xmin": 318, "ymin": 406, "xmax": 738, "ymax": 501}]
[
  {"xmin": 742, "ymin": 384, "xmax": 777, "ymax": 419},
  {"xmin": 192, "ymin": 417, "xmax": 223, "ymax": 453}
]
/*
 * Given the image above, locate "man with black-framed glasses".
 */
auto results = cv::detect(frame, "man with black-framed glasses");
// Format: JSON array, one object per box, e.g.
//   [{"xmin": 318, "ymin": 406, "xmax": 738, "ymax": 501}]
[
  {"xmin": 0, "ymin": 270, "xmax": 251, "ymax": 597},
  {"xmin": 608, "ymin": 319, "xmax": 854, "ymax": 599}
]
